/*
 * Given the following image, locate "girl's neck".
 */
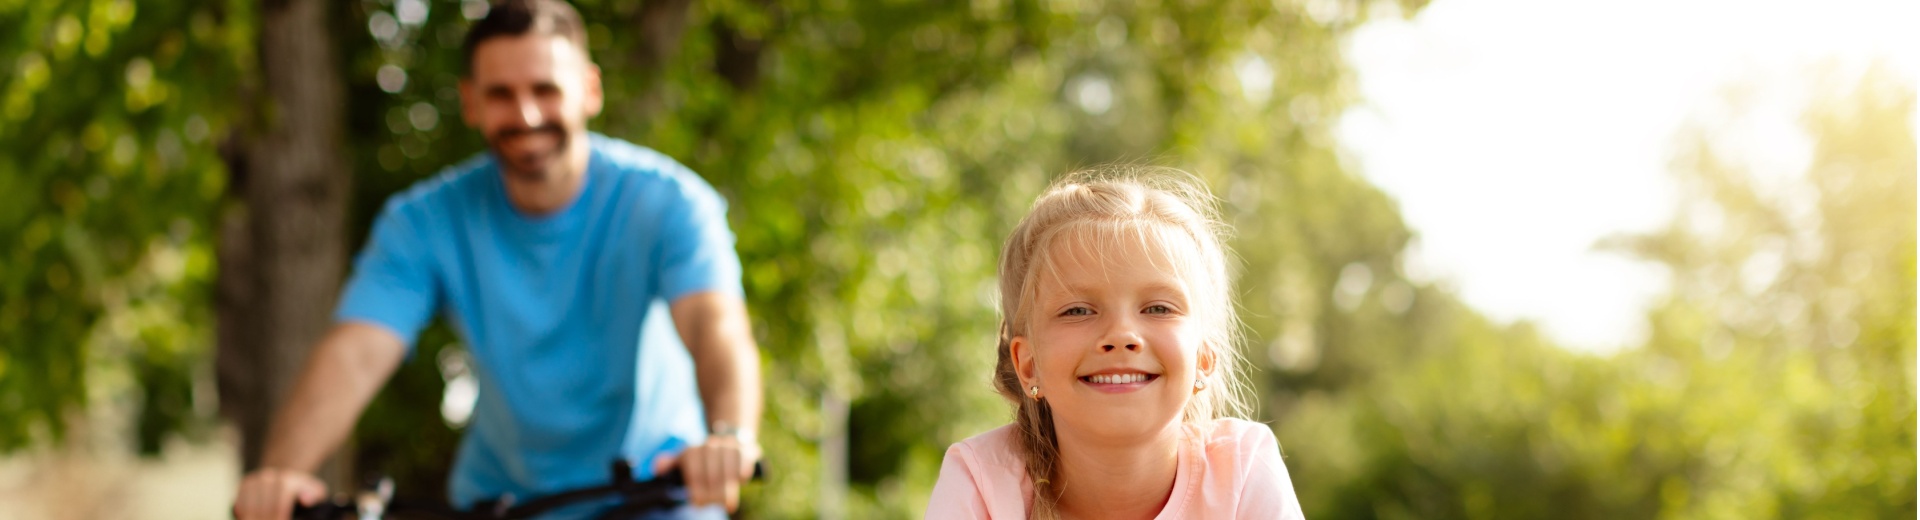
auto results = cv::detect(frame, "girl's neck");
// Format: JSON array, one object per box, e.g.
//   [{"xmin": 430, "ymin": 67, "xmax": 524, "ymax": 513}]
[{"xmin": 1052, "ymin": 423, "xmax": 1184, "ymax": 520}]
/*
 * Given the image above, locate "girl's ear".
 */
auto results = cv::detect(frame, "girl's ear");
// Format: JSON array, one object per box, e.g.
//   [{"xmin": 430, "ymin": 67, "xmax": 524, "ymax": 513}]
[
  {"xmin": 1011, "ymin": 335, "xmax": 1038, "ymax": 386},
  {"xmin": 1197, "ymin": 341, "xmax": 1218, "ymax": 378}
]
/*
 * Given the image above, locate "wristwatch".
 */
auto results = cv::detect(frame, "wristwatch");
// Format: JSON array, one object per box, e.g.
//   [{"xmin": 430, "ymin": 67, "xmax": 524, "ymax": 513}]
[{"xmin": 710, "ymin": 420, "xmax": 757, "ymax": 448}]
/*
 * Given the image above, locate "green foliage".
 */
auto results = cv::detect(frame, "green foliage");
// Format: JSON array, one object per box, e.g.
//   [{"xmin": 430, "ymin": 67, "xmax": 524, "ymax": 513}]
[
  {"xmin": 0, "ymin": 0, "xmax": 247, "ymax": 453},
  {"xmin": 1279, "ymin": 69, "xmax": 1916, "ymax": 518}
]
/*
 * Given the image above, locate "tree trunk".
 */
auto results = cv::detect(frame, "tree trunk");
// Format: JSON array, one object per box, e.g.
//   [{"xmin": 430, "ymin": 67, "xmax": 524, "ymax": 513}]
[
  {"xmin": 620, "ymin": 0, "xmax": 693, "ymax": 133},
  {"xmin": 217, "ymin": 0, "xmax": 350, "ymax": 485},
  {"xmin": 632, "ymin": 0, "xmax": 695, "ymax": 74}
]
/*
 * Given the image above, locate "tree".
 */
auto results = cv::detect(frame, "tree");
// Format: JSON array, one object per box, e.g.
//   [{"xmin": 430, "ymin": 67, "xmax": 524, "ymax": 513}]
[
  {"xmin": 216, "ymin": 0, "xmax": 353, "ymax": 479},
  {"xmin": 0, "ymin": 0, "xmax": 357, "ymax": 485},
  {"xmin": 0, "ymin": 0, "xmax": 241, "ymax": 454}
]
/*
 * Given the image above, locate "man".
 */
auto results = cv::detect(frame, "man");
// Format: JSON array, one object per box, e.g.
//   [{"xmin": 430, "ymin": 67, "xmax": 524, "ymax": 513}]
[{"xmin": 231, "ymin": 1, "xmax": 761, "ymax": 518}]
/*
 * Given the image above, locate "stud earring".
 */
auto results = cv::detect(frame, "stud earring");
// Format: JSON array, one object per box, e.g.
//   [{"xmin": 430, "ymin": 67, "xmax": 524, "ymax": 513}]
[
  {"xmin": 1028, "ymin": 386, "xmax": 1041, "ymax": 399},
  {"xmin": 1194, "ymin": 379, "xmax": 1207, "ymax": 391}
]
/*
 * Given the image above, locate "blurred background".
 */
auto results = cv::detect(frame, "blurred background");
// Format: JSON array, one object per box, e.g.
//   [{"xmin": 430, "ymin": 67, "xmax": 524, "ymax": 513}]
[{"xmin": 0, "ymin": 0, "xmax": 1911, "ymax": 518}]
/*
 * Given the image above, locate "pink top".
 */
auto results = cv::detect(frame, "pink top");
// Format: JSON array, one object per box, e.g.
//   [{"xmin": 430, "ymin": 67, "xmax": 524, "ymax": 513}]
[{"xmin": 926, "ymin": 418, "xmax": 1305, "ymax": 519}]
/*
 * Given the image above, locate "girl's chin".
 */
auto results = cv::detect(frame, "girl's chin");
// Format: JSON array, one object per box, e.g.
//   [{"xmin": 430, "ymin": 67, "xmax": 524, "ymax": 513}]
[{"xmin": 1054, "ymin": 409, "xmax": 1185, "ymax": 441}]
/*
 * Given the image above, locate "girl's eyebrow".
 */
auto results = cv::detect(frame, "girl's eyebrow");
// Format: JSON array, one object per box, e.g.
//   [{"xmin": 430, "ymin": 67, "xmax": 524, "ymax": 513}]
[
  {"xmin": 1059, "ymin": 282, "xmax": 1102, "ymax": 297},
  {"xmin": 1138, "ymin": 281, "xmax": 1189, "ymax": 302},
  {"xmin": 1052, "ymin": 280, "xmax": 1187, "ymax": 301},
  {"xmin": 1136, "ymin": 278, "xmax": 1182, "ymax": 293},
  {"xmin": 1039, "ymin": 288, "xmax": 1093, "ymax": 310}
]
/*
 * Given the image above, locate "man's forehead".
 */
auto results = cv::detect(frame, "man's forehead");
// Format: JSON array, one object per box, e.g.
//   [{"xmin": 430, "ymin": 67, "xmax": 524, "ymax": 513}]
[{"xmin": 468, "ymin": 34, "xmax": 588, "ymax": 81}]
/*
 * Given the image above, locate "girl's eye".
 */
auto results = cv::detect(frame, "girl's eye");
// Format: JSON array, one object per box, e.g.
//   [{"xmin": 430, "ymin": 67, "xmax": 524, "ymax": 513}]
[
  {"xmin": 1061, "ymin": 306, "xmax": 1093, "ymax": 317},
  {"xmin": 1144, "ymin": 304, "xmax": 1173, "ymax": 315}
]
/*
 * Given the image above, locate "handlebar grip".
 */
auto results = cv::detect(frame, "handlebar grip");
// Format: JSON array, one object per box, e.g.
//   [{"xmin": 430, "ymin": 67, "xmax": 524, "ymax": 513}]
[
  {"xmin": 650, "ymin": 461, "xmax": 767, "ymax": 485},
  {"xmin": 287, "ymin": 500, "xmax": 354, "ymax": 520}
]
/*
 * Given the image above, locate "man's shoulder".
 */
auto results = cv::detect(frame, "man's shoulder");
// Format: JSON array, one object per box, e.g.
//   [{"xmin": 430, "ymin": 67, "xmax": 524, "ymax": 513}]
[
  {"xmin": 382, "ymin": 153, "xmax": 496, "ymax": 217},
  {"xmin": 589, "ymin": 134, "xmax": 721, "ymax": 201}
]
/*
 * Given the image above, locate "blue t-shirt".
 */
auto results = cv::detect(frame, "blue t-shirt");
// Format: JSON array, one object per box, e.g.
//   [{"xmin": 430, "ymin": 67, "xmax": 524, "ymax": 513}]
[{"xmin": 334, "ymin": 134, "xmax": 742, "ymax": 509}]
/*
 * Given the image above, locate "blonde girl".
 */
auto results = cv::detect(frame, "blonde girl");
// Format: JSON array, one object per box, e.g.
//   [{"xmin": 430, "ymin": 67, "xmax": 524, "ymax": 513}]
[{"xmin": 927, "ymin": 168, "xmax": 1303, "ymax": 519}]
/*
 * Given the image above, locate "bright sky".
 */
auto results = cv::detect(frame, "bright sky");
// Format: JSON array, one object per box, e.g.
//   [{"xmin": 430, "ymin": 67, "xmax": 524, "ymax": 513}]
[{"xmin": 1336, "ymin": 0, "xmax": 1917, "ymax": 352}]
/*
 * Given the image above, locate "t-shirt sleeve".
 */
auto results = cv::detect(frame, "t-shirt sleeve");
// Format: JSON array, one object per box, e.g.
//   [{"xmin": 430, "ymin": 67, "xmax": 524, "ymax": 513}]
[
  {"xmin": 333, "ymin": 198, "xmax": 439, "ymax": 348},
  {"xmin": 1236, "ymin": 425, "xmax": 1306, "ymax": 520},
  {"xmin": 653, "ymin": 178, "xmax": 745, "ymax": 302},
  {"xmin": 926, "ymin": 444, "xmax": 993, "ymax": 520}
]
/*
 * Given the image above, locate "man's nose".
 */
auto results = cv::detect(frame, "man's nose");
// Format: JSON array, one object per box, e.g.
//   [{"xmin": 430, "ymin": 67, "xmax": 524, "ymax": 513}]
[{"xmin": 514, "ymin": 94, "xmax": 544, "ymax": 128}]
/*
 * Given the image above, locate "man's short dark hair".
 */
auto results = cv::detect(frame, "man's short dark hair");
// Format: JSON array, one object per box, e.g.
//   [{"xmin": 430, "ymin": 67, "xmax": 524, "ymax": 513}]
[{"xmin": 461, "ymin": 0, "xmax": 590, "ymax": 76}]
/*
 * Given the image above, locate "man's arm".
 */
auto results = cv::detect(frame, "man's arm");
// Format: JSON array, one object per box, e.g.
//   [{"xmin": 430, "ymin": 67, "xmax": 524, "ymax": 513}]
[
  {"xmin": 668, "ymin": 291, "xmax": 763, "ymax": 512},
  {"xmin": 234, "ymin": 322, "xmax": 407, "ymax": 520}
]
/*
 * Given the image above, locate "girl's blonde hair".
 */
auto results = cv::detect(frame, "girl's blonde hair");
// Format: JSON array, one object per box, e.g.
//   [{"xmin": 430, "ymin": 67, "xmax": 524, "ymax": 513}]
[{"xmin": 992, "ymin": 166, "xmax": 1252, "ymax": 518}]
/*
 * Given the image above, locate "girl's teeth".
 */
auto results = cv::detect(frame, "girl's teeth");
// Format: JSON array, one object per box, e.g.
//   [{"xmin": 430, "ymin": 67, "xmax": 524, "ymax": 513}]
[{"xmin": 1090, "ymin": 374, "xmax": 1147, "ymax": 384}]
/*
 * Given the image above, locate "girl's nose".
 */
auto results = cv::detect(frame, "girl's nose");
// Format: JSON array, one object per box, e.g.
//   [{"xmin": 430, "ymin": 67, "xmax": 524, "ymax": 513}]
[{"xmin": 1099, "ymin": 315, "xmax": 1146, "ymax": 352}]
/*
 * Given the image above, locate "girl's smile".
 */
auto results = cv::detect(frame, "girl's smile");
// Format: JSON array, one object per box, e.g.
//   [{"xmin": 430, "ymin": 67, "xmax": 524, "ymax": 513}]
[{"xmin": 1078, "ymin": 368, "xmax": 1161, "ymax": 393}]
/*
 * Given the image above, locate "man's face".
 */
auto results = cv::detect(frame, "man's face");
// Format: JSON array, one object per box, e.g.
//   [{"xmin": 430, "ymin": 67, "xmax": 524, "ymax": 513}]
[{"xmin": 459, "ymin": 34, "xmax": 602, "ymax": 181}]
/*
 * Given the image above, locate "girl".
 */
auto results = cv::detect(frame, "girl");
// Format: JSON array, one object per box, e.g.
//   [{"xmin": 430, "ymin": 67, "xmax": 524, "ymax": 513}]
[{"xmin": 928, "ymin": 168, "xmax": 1303, "ymax": 519}]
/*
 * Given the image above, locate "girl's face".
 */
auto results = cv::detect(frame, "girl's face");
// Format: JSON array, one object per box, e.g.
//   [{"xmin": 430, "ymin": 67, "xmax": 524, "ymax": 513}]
[{"xmin": 1011, "ymin": 227, "xmax": 1210, "ymax": 445}]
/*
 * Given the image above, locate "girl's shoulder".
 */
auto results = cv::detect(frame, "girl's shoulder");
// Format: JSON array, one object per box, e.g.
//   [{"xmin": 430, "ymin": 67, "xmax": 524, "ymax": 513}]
[
  {"xmin": 947, "ymin": 423, "xmax": 1029, "ymax": 472},
  {"xmin": 1196, "ymin": 417, "xmax": 1281, "ymax": 455},
  {"xmin": 1177, "ymin": 418, "xmax": 1305, "ymax": 519},
  {"xmin": 929, "ymin": 424, "xmax": 1033, "ymax": 519}
]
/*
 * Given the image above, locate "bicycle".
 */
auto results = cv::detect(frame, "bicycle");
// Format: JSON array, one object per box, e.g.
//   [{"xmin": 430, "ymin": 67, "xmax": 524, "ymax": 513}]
[{"xmin": 284, "ymin": 460, "xmax": 764, "ymax": 520}]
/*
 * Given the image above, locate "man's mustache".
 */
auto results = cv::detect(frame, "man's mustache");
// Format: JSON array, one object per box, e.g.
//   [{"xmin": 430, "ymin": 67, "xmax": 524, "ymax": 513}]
[{"xmin": 491, "ymin": 124, "xmax": 565, "ymax": 142}]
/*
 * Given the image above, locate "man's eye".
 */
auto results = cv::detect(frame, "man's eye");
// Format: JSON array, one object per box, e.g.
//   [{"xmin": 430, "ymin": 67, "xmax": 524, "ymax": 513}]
[
  {"xmin": 1061, "ymin": 307, "xmax": 1092, "ymax": 317},
  {"xmin": 1144, "ymin": 305, "xmax": 1172, "ymax": 314}
]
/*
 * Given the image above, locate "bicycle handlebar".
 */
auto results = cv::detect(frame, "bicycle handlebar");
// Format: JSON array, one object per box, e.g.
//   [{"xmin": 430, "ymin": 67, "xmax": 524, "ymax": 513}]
[{"xmin": 285, "ymin": 460, "xmax": 765, "ymax": 520}]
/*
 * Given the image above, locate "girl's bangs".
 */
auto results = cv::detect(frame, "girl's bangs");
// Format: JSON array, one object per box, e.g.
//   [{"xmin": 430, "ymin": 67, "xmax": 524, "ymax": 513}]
[{"xmin": 1020, "ymin": 219, "xmax": 1217, "ymax": 321}]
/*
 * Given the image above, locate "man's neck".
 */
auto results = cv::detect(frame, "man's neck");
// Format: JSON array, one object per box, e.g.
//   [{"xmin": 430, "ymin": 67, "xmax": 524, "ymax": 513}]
[
  {"xmin": 502, "ymin": 141, "xmax": 592, "ymax": 216},
  {"xmin": 1052, "ymin": 424, "xmax": 1182, "ymax": 520}
]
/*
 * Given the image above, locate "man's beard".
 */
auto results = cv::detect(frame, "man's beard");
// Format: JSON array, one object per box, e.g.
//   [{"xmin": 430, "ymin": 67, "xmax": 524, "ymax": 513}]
[{"xmin": 488, "ymin": 123, "xmax": 569, "ymax": 181}]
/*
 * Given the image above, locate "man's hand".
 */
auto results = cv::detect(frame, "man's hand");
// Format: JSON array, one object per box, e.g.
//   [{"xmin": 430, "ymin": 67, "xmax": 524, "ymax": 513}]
[
  {"xmin": 667, "ymin": 291, "xmax": 764, "ymax": 512},
  {"xmin": 230, "ymin": 323, "xmax": 406, "ymax": 520},
  {"xmin": 655, "ymin": 432, "xmax": 760, "ymax": 512},
  {"xmin": 233, "ymin": 468, "xmax": 328, "ymax": 520}
]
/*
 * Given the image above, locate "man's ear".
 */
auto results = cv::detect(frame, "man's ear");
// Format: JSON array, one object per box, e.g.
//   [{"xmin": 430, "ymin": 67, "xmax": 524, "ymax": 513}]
[
  {"xmin": 1011, "ymin": 335, "xmax": 1038, "ymax": 387},
  {"xmin": 583, "ymin": 63, "xmax": 604, "ymax": 118},
  {"xmin": 457, "ymin": 78, "xmax": 482, "ymax": 128}
]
